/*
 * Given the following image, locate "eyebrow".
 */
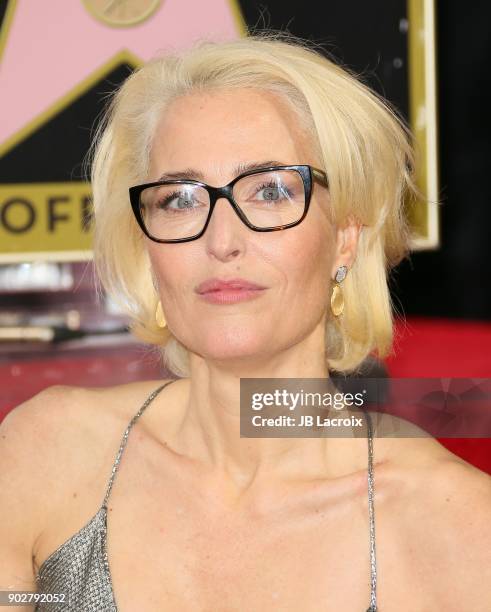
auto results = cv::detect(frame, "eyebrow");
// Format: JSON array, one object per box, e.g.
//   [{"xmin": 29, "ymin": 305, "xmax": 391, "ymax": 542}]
[{"xmin": 157, "ymin": 160, "xmax": 287, "ymax": 182}]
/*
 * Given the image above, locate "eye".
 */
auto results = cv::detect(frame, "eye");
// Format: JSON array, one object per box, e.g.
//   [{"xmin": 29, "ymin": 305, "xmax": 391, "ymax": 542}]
[
  {"xmin": 158, "ymin": 191, "xmax": 197, "ymax": 210},
  {"xmin": 255, "ymin": 181, "xmax": 293, "ymax": 201},
  {"xmin": 259, "ymin": 185, "xmax": 280, "ymax": 200}
]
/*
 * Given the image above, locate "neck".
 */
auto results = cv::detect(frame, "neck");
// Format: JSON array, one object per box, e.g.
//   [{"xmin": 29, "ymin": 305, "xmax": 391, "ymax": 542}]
[{"xmin": 170, "ymin": 328, "xmax": 369, "ymax": 497}]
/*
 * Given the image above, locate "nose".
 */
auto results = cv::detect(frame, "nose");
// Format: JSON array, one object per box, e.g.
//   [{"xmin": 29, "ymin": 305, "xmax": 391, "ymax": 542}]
[{"xmin": 203, "ymin": 195, "xmax": 247, "ymax": 261}]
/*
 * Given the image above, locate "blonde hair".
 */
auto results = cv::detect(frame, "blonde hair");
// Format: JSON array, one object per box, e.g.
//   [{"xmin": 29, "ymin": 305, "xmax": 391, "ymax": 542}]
[{"xmin": 89, "ymin": 32, "xmax": 418, "ymax": 377}]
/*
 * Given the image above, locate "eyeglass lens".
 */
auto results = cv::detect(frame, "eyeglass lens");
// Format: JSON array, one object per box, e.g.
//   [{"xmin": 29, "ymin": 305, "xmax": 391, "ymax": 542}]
[{"xmin": 139, "ymin": 169, "xmax": 306, "ymax": 241}]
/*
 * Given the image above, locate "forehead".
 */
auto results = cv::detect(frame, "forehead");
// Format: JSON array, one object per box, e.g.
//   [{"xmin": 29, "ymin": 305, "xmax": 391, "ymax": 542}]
[{"xmin": 148, "ymin": 88, "xmax": 314, "ymax": 179}]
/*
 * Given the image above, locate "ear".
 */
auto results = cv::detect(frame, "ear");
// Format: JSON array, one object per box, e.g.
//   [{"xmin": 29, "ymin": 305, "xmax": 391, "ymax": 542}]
[{"xmin": 330, "ymin": 215, "xmax": 364, "ymax": 280}]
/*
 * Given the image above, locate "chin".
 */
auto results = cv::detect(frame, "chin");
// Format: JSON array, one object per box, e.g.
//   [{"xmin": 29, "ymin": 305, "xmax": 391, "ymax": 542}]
[{"xmin": 187, "ymin": 325, "xmax": 269, "ymax": 361}]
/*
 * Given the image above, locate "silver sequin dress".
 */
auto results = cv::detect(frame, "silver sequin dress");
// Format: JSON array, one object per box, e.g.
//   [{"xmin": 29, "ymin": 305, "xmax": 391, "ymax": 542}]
[{"xmin": 34, "ymin": 381, "xmax": 378, "ymax": 611}]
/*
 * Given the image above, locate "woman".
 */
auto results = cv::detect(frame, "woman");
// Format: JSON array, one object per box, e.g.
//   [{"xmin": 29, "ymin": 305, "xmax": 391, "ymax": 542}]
[{"xmin": 1, "ymin": 34, "xmax": 490, "ymax": 612}]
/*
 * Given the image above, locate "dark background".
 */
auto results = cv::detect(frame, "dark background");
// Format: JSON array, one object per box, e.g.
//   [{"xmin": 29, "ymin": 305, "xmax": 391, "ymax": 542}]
[{"xmin": 1, "ymin": 0, "xmax": 490, "ymax": 320}]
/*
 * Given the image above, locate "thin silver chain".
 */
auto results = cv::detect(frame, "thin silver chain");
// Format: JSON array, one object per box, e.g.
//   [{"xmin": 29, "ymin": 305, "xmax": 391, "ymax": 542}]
[
  {"xmin": 364, "ymin": 408, "xmax": 378, "ymax": 612},
  {"xmin": 103, "ymin": 380, "xmax": 176, "ymax": 507}
]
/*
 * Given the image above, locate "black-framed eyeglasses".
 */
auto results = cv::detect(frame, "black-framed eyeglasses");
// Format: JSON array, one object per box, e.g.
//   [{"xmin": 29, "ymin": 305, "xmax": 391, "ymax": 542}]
[{"xmin": 129, "ymin": 164, "xmax": 329, "ymax": 244}]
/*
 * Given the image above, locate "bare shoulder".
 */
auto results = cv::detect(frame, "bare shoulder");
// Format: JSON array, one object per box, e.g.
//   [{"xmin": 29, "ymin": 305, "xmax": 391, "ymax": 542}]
[
  {"xmin": 0, "ymin": 379, "xmax": 177, "ymax": 534},
  {"xmin": 372, "ymin": 409, "xmax": 491, "ymax": 510},
  {"xmin": 0, "ymin": 379, "xmax": 178, "ymax": 588},
  {"xmin": 4, "ymin": 378, "xmax": 178, "ymax": 437},
  {"xmin": 410, "ymin": 457, "xmax": 491, "ymax": 606},
  {"xmin": 5, "ymin": 377, "xmax": 178, "ymax": 449},
  {"xmin": 373, "ymin": 411, "xmax": 491, "ymax": 607},
  {"xmin": 424, "ymin": 456, "xmax": 491, "ymax": 539}
]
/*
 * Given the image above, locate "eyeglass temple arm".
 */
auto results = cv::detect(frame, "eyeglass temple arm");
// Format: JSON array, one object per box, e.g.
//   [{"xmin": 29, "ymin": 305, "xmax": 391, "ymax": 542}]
[{"xmin": 311, "ymin": 167, "xmax": 329, "ymax": 187}]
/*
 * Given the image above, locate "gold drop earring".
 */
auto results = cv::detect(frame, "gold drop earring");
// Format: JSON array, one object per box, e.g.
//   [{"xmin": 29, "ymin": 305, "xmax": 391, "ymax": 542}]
[
  {"xmin": 155, "ymin": 300, "xmax": 167, "ymax": 329},
  {"xmin": 330, "ymin": 265, "xmax": 348, "ymax": 317}
]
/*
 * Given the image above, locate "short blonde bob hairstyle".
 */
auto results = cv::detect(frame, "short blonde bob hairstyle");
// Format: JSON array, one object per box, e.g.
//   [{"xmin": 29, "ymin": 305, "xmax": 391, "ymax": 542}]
[{"xmin": 89, "ymin": 32, "xmax": 419, "ymax": 378}]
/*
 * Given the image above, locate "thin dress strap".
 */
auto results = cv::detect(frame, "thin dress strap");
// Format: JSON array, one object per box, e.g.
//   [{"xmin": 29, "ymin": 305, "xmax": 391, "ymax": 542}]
[
  {"xmin": 102, "ymin": 380, "xmax": 177, "ymax": 508},
  {"xmin": 364, "ymin": 408, "xmax": 378, "ymax": 612}
]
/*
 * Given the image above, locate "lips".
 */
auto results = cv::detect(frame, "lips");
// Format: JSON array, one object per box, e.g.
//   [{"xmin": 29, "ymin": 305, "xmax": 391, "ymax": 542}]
[{"xmin": 196, "ymin": 278, "xmax": 267, "ymax": 294}]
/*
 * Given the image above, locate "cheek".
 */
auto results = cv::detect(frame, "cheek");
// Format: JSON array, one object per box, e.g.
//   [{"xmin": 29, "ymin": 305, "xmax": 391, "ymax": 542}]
[
  {"xmin": 147, "ymin": 245, "xmax": 187, "ymax": 299},
  {"xmin": 280, "ymin": 220, "xmax": 333, "ymax": 291}
]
